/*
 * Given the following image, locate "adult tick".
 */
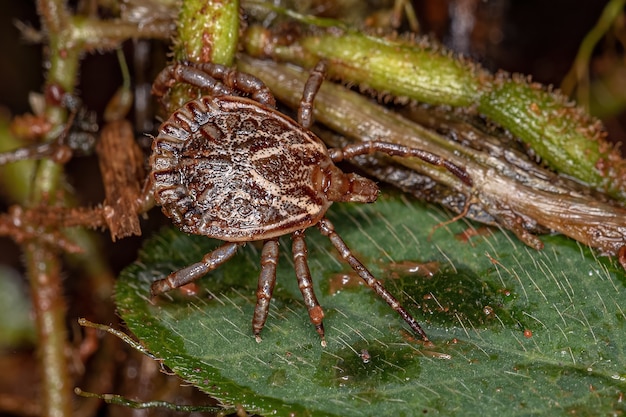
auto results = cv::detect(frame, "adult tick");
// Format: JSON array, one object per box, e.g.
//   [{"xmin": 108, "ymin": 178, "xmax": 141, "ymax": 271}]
[{"xmin": 147, "ymin": 61, "xmax": 472, "ymax": 345}]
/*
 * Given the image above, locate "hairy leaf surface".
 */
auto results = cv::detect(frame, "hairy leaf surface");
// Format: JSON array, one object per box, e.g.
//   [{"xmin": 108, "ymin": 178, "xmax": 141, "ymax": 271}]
[{"xmin": 116, "ymin": 194, "xmax": 626, "ymax": 416}]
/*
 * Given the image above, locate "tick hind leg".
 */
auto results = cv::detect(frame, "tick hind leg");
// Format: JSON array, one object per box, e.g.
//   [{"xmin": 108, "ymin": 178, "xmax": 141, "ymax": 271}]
[
  {"xmin": 252, "ymin": 239, "xmax": 279, "ymax": 342},
  {"xmin": 151, "ymin": 241, "xmax": 242, "ymax": 296},
  {"xmin": 292, "ymin": 230, "xmax": 327, "ymax": 346},
  {"xmin": 317, "ymin": 217, "xmax": 430, "ymax": 343}
]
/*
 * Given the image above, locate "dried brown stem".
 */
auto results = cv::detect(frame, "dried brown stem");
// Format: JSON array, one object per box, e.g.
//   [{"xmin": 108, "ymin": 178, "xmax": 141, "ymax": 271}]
[{"xmin": 96, "ymin": 120, "xmax": 144, "ymax": 240}]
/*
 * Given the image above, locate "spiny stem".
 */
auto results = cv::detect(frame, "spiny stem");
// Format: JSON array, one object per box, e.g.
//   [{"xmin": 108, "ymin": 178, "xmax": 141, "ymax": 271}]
[
  {"xmin": 25, "ymin": 241, "xmax": 71, "ymax": 417},
  {"xmin": 30, "ymin": 0, "xmax": 77, "ymax": 413}
]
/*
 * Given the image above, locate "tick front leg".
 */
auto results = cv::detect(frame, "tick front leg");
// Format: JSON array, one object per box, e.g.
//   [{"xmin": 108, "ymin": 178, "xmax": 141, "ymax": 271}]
[
  {"xmin": 292, "ymin": 230, "xmax": 326, "ymax": 347},
  {"xmin": 253, "ymin": 238, "xmax": 279, "ymax": 342},
  {"xmin": 298, "ymin": 61, "xmax": 327, "ymax": 129},
  {"xmin": 152, "ymin": 64, "xmax": 235, "ymax": 101},
  {"xmin": 329, "ymin": 141, "xmax": 472, "ymax": 187},
  {"xmin": 152, "ymin": 62, "xmax": 276, "ymax": 108},
  {"xmin": 151, "ymin": 241, "xmax": 242, "ymax": 296},
  {"xmin": 317, "ymin": 217, "xmax": 431, "ymax": 343}
]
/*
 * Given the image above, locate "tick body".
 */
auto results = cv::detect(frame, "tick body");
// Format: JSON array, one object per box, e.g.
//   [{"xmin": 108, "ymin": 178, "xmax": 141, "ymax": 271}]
[
  {"xmin": 148, "ymin": 61, "xmax": 471, "ymax": 345},
  {"xmin": 152, "ymin": 96, "xmax": 357, "ymax": 241}
]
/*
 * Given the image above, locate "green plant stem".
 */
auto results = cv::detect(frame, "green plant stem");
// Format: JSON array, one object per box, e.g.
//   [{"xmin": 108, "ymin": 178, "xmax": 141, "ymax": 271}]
[
  {"xmin": 243, "ymin": 24, "xmax": 485, "ymax": 107},
  {"xmin": 31, "ymin": 1, "xmax": 81, "ymax": 415},
  {"xmin": 25, "ymin": 242, "xmax": 70, "ymax": 417},
  {"xmin": 175, "ymin": 0, "xmax": 239, "ymax": 64},
  {"xmin": 478, "ymin": 75, "xmax": 608, "ymax": 192},
  {"xmin": 560, "ymin": 0, "xmax": 626, "ymax": 104}
]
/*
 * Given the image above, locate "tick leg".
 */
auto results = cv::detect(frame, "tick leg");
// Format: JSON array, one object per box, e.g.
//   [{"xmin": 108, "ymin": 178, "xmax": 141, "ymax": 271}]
[
  {"xmin": 195, "ymin": 63, "xmax": 276, "ymax": 108},
  {"xmin": 152, "ymin": 64, "xmax": 234, "ymax": 100},
  {"xmin": 152, "ymin": 62, "xmax": 276, "ymax": 108},
  {"xmin": 253, "ymin": 238, "xmax": 279, "ymax": 342},
  {"xmin": 136, "ymin": 176, "xmax": 156, "ymax": 214},
  {"xmin": 329, "ymin": 141, "xmax": 472, "ymax": 187},
  {"xmin": 298, "ymin": 61, "xmax": 327, "ymax": 129},
  {"xmin": 151, "ymin": 241, "xmax": 242, "ymax": 296},
  {"xmin": 292, "ymin": 230, "xmax": 326, "ymax": 347},
  {"xmin": 316, "ymin": 217, "xmax": 430, "ymax": 343}
]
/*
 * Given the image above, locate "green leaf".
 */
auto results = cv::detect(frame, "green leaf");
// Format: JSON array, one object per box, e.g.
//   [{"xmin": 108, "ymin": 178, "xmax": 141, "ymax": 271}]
[{"xmin": 116, "ymin": 194, "xmax": 626, "ymax": 416}]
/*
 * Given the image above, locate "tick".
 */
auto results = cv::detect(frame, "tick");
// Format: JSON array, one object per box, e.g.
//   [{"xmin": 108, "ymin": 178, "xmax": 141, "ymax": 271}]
[{"xmin": 147, "ymin": 61, "xmax": 472, "ymax": 345}]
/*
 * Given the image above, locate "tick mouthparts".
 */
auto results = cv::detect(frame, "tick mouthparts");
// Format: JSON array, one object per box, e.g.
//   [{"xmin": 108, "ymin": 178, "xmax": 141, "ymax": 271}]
[{"xmin": 322, "ymin": 165, "xmax": 379, "ymax": 203}]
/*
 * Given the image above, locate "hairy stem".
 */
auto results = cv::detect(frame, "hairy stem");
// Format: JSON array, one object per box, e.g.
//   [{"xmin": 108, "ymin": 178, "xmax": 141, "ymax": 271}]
[
  {"xmin": 31, "ymin": 0, "xmax": 76, "ymax": 413},
  {"xmin": 25, "ymin": 242, "xmax": 70, "ymax": 417}
]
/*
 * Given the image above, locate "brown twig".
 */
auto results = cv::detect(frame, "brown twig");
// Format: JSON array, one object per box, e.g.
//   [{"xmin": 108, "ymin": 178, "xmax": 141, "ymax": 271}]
[{"xmin": 96, "ymin": 120, "xmax": 144, "ymax": 240}]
